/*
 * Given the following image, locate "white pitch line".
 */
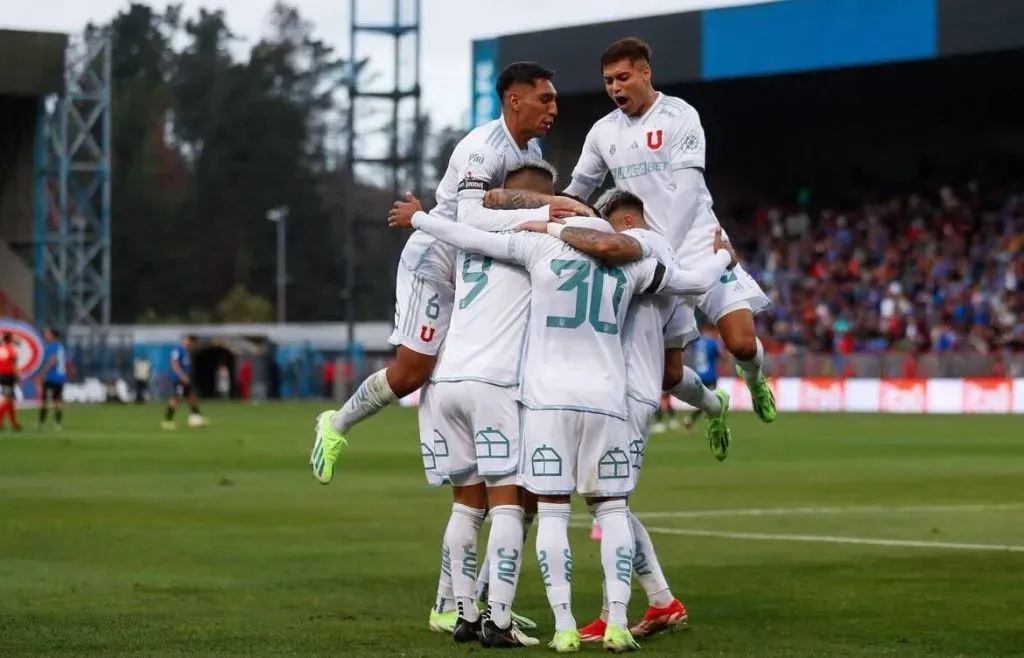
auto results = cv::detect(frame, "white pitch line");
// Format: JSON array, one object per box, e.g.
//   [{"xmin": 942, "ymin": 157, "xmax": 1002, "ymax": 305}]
[
  {"xmin": 571, "ymin": 503, "xmax": 1024, "ymax": 522},
  {"xmin": 626, "ymin": 526, "xmax": 1024, "ymax": 553}
]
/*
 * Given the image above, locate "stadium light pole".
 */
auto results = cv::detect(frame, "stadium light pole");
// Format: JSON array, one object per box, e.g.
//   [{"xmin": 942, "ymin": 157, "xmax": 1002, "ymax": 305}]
[{"xmin": 266, "ymin": 206, "xmax": 289, "ymax": 324}]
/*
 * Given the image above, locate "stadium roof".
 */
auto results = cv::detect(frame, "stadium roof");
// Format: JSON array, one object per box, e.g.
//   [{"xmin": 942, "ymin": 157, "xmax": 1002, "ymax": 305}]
[{"xmin": 472, "ymin": 0, "xmax": 1024, "ymax": 107}]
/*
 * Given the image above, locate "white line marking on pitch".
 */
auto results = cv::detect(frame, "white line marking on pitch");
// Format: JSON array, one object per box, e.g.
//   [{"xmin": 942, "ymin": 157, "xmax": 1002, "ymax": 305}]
[
  {"xmin": 625, "ymin": 526, "xmax": 1024, "ymax": 553},
  {"xmin": 598, "ymin": 503, "xmax": 1024, "ymax": 521}
]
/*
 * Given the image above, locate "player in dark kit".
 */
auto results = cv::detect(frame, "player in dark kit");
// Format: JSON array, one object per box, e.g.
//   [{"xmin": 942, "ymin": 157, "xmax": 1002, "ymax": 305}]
[
  {"xmin": 162, "ymin": 335, "xmax": 205, "ymax": 429},
  {"xmin": 0, "ymin": 332, "xmax": 22, "ymax": 431},
  {"xmin": 38, "ymin": 328, "xmax": 68, "ymax": 430}
]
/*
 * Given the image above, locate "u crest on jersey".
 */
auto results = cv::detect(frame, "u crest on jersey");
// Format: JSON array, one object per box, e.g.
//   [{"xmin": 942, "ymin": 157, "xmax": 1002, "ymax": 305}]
[
  {"xmin": 645, "ymin": 129, "xmax": 663, "ymax": 151},
  {"xmin": 420, "ymin": 324, "xmax": 436, "ymax": 343}
]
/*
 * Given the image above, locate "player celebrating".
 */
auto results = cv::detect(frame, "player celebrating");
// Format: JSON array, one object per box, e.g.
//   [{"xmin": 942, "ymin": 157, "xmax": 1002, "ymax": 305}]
[
  {"xmin": 0, "ymin": 332, "xmax": 21, "ymax": 432},
  {"xmin": 484, "ymin": 37, "xmax": 776, "ymax": 424},
  {"xmin": 388, "ymin": 191, "xmax": 735, "ymax": 652},
  {"xmin": 37, "ymin": 328, "xmax": 67, "ymax": 430},
  {"xmin": 162, "ymin": 335, "xmax": 204, "ymax": 429},
  {"xmin": 684, "ymin": 323, "xmax": 721, "ymax": 431},
  {"xmin": 310, "ymin": 61, "xmax": 590, "ymax": 637},
  {"xmin": 528, "ymin": 188, "xmax": 730, "ymax": 641}
]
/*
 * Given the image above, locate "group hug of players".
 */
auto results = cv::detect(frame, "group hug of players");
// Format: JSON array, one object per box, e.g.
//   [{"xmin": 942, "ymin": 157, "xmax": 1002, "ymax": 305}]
[{"xmin": 309, "ymin": 37, "xmax": 777, "ymax": 652}]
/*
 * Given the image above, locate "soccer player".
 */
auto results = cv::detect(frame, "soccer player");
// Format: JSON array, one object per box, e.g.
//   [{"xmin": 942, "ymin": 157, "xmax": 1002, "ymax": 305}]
[
  {"xmin": 529, "ymin": 188, "xmax": 731, "ymax": 640},
  {"xmin": 684, "ymin": 324, "xmax": 721, "ymax": 432},
  {"xmin": 38, "ymin": 328, "xmax": 67, "ymax": 430},
  {"xmin": 309, "ymin": 61, "xmax": 590, "ymax": 636},
  {"xmin": 427, "ymin": 159, "xmax": 574, "ymax": 647},
  {"xmin": 388, "ymin": 193, "xmax": 735, "ymax": 652},
  {"xmin": 483, "ymin": 37, "xmax": 777, "ymax": 425},
  {"xmin": 162, "ymin": 335, "xmax": 203, "ymax": 429},
  {"xmin": 0, "ymin": 332, "xmax": 21, "ymax": 431}
]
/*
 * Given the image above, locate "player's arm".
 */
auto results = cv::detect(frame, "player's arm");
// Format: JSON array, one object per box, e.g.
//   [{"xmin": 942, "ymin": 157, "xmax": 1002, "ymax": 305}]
[
  {"xmin": 170, "ymin": 354, "xmax": 189, "ymax": 382},
  {"xmin": 562, "ymin": 124, "xmax": 607, "ymax": 200},
  {"xmin": 547, "ymin": 224, "xmax": 646, "ymax": 264},
  {"xmin": 453, "ymin": 146, "xmax": 551, "ymax": 231},
  {"xmin": 482, "ymin": 188, "xmax": 555, "ymax": 211},
  {"xmin": 411, "ymin": 211, "xmax": 519, "ymax": 264}
]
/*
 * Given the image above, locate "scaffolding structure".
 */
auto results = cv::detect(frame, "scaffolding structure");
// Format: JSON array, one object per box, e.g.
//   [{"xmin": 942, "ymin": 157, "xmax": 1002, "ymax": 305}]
[
  {"xmin": 344, "ymin": 0, "xmax": 422, "ymax": 356},
  {"xmin": 35, "ymin": 32, "xmax": 112, "ymax": 329}
]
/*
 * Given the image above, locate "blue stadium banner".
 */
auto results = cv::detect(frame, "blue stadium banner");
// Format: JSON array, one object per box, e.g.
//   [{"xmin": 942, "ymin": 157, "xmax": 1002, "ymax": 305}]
[
  {"xmin": 702, "ymin": 0, "xmax": 937, "ymax": 80},
  {"xmin": 470, "ymin": 39, "xmax": 499, "ymax": 128}
]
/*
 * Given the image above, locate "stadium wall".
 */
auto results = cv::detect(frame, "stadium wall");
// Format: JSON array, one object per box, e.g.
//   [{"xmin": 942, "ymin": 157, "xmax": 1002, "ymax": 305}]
[
  {"xmin": 400, "ymin": 378, "xmax": 1024, "ymax": 415},
  {"xmin": 471, "ymin": 0, "xmax": 1024, "ymax": 112}
]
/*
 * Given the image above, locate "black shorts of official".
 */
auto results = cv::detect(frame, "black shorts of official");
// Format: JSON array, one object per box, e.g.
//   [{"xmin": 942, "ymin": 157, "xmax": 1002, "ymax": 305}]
[
  {"xmin": 43, "ymin": 381, "xmax": 64, "ymax": 402},
  {"xmin": 173, "ymin": 382, "xmax": 193, "ymax": 399},
  {"xmin": 0, "ymin": 374, "xmax": 16, "ymax": 396}
]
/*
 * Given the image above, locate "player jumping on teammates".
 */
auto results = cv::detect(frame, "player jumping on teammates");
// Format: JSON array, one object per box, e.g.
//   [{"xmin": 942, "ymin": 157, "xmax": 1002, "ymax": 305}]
[
  {"xmin": 310, "ymin": 61, "xmax": 591, "ymax": 638},
  {"xmin": 388, "ymin": 188, "xmax": 736, "ymax": 652},
  {"xmin": 0, "ymin": 332, "xmax": 22, "ymax": 432},
  {"xmin": 162, "ymin": 335, "xmax": 204, "ymax": 429},
  {"xmin": 37, "ymin": 328, "xmax": 67, "ymax": 430},
  {"xmin": 482, "ymin": 37, "xmax": 776, "ymax": 426},
  {"xmin": 684, "ymin": 323, "xmax": 721, "ymax": 432}
]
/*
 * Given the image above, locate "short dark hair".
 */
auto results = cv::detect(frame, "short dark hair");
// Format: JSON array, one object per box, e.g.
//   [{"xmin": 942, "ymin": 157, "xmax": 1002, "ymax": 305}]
[
  {"xmin": 598, "ymin": 189, "xmax": 644, "ymax": 218},
  {"xmin": 506, "ymin": 158, "xmax": 558, "ymax": 185},
  {"xmin": 495, "ymin": 61, "xmax": 555, "ymax": 101},
  {"xmin": 556, "ymin": 192, "xmax": 601, "ymax": 217},
  {"xmin": 600, "ymin": 37, "xmax": 652, "ymax": 68}
]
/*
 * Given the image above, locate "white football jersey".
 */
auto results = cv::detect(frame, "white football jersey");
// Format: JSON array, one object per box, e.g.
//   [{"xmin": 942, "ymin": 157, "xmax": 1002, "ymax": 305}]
[
  {"xmin": 504, "ymin": 233, "xmax": 662, "ymax": 420},
  {"xmin": 570, "ymin": 93, "xmax": 721, "ymax": 259},
  {"xmin": 431, "ymin": 245, "xmax": 530, "ymax": 386},
  {"xmin": 621, "ymin": 228, "xmax": 678, "ymax": 408},
  {"xmin": 409, "ymin": 213, "xmax": 733, "ymax": 417},
  {"xmin": 427, "ymin": 117, "xmax": 542, "ymax": 383}
]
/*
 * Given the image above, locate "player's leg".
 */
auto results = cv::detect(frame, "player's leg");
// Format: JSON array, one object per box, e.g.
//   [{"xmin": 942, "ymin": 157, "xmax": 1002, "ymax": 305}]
[
  {"xmin": 664, "ymin": 348, "xmax": 731, "ymax": 459},
  {"xmin": 625, "ymin": 401, "xmax": 686, "ymax": 637},
  {"xmin": 313, "ymin": 269, "xmax": 451, "ymax": 483},
  {"xmin": 0, "ymin": 377, "xmax": 19, "ymax": 430},
  {"xmin": 662, "ymin": 393, "xmax": 679, "ymax": 430},
  {"xmin": 521, "ymin": 409, "xmax": 580, "ymax": 652},
  {"xmin": 184, "ymin": 387, "xmax": 204, "ymax": 426},
  {"xmin": 424, "ymin": 382, "xmax": 489, "ymax": 642},
  {"xmin": 162, "ymin": 384, "xmax": 182, "ymax": 429},
  {"xmin": 469, "ymin": 387, "xmax": 538, "ymax": 647},
  {"xmin": 701, "ymin": 265, "xmax": 775, "ymax": 422},
  {"xmin": 581, "ymin": 413, "xmax": 640, "ymax": 652},
  {"xmin": 38, "ymin": 384, "xmax": 52, "ymax": 429},
  {"xmin": 53, "ymin": 384, "xmax": 64, "ymax": 429}
]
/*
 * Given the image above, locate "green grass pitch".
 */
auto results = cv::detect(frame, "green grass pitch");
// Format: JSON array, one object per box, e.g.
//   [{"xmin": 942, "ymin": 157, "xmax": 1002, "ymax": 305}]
[{"xmin": 2, "ymin": 403, "xmax": 1023, "ymax": 656}]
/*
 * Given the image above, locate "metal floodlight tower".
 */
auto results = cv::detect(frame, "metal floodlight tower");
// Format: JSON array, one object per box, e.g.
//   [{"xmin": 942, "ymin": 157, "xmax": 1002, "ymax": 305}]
[
  {"xmin": 344, "ymin": 0, "xmax": 422, "ymax": 356},
  {"xmin": 35, "ymin": 31, "xmax": 112, "ymax": 329}
]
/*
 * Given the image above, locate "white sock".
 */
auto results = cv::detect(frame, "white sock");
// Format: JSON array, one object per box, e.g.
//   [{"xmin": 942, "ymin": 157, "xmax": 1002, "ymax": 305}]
[
  {"xmin": 600, "ymin": 580, "xmax": 609, "ymax": 623},
  {"xmin": 736, "ymin": 338, "xmax": 765, "ymax": 385},
  {"xmin": 591, "ymin": 499, "xmax": 633, "ymax": 627},
  {"xmin": 629, "ymin": 511, "xmax": 674, "ymax": 608},
  {"xmin": 670, "ymin": 366, "xmax": 722, "ymax": 417},
  {"xmin": 330, "ymin": 369, "xmax": 397, "ymax": 434},
  {"xmin": 476, "ymin": 557, "xmax": 490, "ymax": 603},
  {"xmin": 446, "ymin": 503, "xmax": 486, "ymax": 622},
  {"xmin": 484, "ymin": 505, "xmax": 525, "ymax": 628},
  {"xmin": 536, "ymin": 502, "xmax": 576, "ymax": 632},
  {"xmin": 477, "ymin": 508, "xmax": 535, "ymax": 603},
  {"xmin": 435, "ymin": 538, "xmax": 455, "ymax": 614}
]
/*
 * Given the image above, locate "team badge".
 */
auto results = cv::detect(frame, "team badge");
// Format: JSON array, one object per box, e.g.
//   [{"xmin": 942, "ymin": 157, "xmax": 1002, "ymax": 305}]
[
  {"xmin": 645, "ymin": 129, "xmax": 663, "ymax": 151},
  {"xmin": 0, "ymin": 318, "xmax": 45, "ymax": 377}
]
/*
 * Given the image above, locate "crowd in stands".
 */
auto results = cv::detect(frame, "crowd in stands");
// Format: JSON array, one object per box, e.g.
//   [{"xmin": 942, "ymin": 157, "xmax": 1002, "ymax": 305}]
[{"xmin": 735, "ymin": 180, "xmax": 1023, "ymax": 356}]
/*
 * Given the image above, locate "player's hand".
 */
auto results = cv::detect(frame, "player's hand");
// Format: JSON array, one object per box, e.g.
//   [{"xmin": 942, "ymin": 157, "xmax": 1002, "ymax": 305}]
[
  {"xmin": 549, "ymin": 196, "xmax": 594, "ymax": 220},
  {"xmin": 515, "ymin": 221, "xmax": 552, "ymax": 234},
  {"xmin": 388, "ymin": 192, "xmax": 423, "ymax": 229},
  {"xmin": 713, "ymin": 228, "xmax": 739, "ymax": 269}
]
